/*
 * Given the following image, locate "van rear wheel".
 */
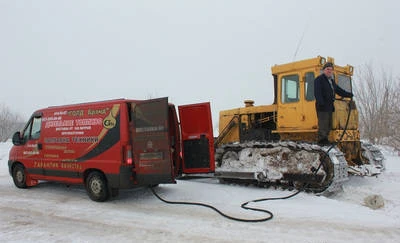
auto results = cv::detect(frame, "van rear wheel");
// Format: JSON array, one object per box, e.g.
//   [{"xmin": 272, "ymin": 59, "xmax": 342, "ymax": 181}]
[
  {"xmin": 86, "ymin": 172, "xmax": 109, "ymax": 202},
  {"xmin": 12, "ymin": 164, "xmax": 27, "ymax": 188}
]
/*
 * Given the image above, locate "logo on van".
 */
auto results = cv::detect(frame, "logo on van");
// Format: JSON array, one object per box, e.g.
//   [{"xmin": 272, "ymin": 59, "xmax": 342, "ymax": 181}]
[
  {"xmin": 103, "ymin": 117, "xmax": 116, "ymax": 129},
  {"xmin": 102, "ymin": 108, "xmax": 118, "ymax": 129}
]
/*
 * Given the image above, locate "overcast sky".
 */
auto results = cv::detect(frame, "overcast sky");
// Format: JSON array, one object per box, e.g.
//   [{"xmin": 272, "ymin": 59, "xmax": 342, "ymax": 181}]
[{"xmin": 1, "ymin": 0, "xmax": 399, "ymax": 128}]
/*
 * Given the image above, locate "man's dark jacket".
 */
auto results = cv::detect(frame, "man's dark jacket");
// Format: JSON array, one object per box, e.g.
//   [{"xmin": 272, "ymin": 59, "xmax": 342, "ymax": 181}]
[{"xmin": 314, "ymin": 74, "xmax": 353, "ymax": 112}]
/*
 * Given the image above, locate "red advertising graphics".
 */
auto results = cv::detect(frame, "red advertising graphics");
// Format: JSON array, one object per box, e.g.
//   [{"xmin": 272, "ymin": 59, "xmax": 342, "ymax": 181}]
[{"xmin": 41, "ymin": 104, "xmax": 120, "ymax": 162}]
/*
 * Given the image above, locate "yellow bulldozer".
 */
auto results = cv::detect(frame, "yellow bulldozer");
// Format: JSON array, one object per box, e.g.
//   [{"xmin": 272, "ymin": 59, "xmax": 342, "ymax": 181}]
[{"xmin": 213, "ymin": 56, "xmax": 384, "ymax": 192}]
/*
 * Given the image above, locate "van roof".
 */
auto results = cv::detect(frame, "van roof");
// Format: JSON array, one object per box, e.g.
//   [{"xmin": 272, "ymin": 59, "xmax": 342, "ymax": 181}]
[
  {"xmin": 34, "ymin": 98, "xmax": 139, "ymax": 113},
  {"xmin": 32, "ymin": 97, "xmax": 174, "ymax": 114}
]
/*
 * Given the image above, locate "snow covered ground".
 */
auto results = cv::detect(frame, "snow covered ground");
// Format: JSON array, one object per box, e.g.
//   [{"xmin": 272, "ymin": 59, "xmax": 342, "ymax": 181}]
[{"xmin": 1, "ymin": 141, "xmax": 399, "ymax": 243}]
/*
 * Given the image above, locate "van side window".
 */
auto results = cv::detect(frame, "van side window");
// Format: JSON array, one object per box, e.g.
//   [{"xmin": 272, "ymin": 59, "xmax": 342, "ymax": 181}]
[
  {"xmin": 281, "ymin": 74, "xmax": 299, "ymax": 103},
  {"xmin": 23, "ymin": 116, "xmax": 42, "ymax": 141},
  {"xmin": 31, "ymin": 117, "xmax": 42, "ymax": 140},
  {"xmin": 305, "ymin": 72, "xmax": 315, "ymax": 101}
]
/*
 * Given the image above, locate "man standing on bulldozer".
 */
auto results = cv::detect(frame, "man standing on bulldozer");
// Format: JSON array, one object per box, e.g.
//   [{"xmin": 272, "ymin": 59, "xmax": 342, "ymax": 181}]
[{"xmin": 314, "ymin": 62, "xmax": 353, "ymax": 145}]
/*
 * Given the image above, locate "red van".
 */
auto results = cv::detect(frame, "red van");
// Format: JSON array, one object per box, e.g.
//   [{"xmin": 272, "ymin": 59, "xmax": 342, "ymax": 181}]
[{"xmin": 8, "ymin": 97, "xmax": 214, "ymax": 201}]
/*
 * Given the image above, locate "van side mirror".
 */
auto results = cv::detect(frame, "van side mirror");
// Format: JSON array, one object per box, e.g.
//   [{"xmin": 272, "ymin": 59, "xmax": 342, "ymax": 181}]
[{"xmin": 12, "ymin": 132, "xmax": 22, "ymax": 145}]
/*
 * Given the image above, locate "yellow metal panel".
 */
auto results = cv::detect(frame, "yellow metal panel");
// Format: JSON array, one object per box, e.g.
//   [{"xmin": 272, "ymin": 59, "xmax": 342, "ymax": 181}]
[
  {"xmin": 218, "ymin": 104, "xmax": 278, "ymax": 144},
  {"xmin": 271, "ymin": 56, "xmax": 325, "ymax": 75},
  {"xmin": 219, "ymin": 108, "xmax": 240, "ymax": 144},
  {"xmin": 333, "ymin": 100, "xmax": 359, "ymax": 130},
  {"xmin": 272, "ymin": 56, "xmax": 353, "ymax": 76},
  {"xmin": 276, "ymin": 69, "xmax": 318, "ymax": 132},
  {"xmin": 333, "ymin": 65, "xmax": 354, "ymax": 76},
  {"xmin": 331, "ymin": 130, "xmax": 360, "ymax": 142}
]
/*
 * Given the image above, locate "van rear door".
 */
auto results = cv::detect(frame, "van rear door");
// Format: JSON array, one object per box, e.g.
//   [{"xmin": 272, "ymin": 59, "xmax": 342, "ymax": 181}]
[
  {"xmin": 178, "ymin": 102, "xmax": 215, "ymax": 173},
  {"xmin": 130, "ymin": 97, "xmax": 174, "ymax": 184}
]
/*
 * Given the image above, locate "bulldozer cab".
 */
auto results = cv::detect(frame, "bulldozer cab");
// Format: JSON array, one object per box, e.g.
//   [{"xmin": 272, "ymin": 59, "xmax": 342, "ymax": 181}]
[{"xmin": 271, "ymin": 56, "xmax": 355, "ymax": 141}]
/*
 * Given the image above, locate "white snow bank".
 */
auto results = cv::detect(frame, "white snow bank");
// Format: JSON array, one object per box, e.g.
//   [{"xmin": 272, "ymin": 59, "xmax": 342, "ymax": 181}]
[{"xmin": 1, "ymin": 142, "xmax": 399, "ymax": 242}]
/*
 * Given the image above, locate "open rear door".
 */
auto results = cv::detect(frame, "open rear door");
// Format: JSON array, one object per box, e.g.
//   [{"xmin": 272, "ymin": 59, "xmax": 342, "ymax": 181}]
[
  {"xmin": 131, "ymin": 97, "xmax": 174, "ymax": 185},
  {"xmin": 178, "ymin": 102, "xmax": 215, "ymax": 174}
]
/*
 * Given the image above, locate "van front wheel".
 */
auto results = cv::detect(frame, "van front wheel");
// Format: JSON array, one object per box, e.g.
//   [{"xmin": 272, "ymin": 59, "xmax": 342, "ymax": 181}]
[
  {"xmin": 12, "ymin": 164, "xmax": 27, "ymax": 188},
  {"xmin": 86, "ymin": 172, "xmax": 109, "ymax": 202}
]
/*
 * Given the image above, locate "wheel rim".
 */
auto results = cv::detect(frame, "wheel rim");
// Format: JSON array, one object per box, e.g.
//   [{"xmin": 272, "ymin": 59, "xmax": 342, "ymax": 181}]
[
  {"xmin": 16, "ymin": 169, "xmax": 24, "ymax": 183},
  {"xmin": 90, "ymin": 178, "xmax": 102, "ymax": 194}
]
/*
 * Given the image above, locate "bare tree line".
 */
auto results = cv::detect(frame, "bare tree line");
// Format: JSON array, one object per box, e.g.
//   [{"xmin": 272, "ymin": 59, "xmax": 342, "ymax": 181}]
[
  {"xmin": 353, "ymin": 63, "xmax": 400, "ymax": 151},
  {"xmin": 0, "ymin": 104, "xmax": 25, "ymax": 142}
]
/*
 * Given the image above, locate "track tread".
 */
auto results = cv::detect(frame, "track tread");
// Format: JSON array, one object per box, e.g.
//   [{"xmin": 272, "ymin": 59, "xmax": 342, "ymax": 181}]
[{"xmin": 215, "ymin": 141, "xmax": 348, "ymax": 193}]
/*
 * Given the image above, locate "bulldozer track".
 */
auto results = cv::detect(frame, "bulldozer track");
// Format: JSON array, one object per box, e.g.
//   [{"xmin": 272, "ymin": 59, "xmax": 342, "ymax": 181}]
[{"xmin": 214, "ymin": 141, "xmax": 348, "ymax": 193}]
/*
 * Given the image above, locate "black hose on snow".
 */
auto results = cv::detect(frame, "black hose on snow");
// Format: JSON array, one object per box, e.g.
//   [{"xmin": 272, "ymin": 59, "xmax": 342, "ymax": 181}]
[{"xmin": 151, "ymin": 99, "xmax": 353, "ymax": 222}]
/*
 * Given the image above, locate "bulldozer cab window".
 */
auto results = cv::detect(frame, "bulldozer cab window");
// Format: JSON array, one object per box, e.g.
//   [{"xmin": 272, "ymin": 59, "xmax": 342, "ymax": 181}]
[
  {"xmin": 281, "ymin": 74, "xmax": 299, "ymax": 103},
  {"xmin": 305, "ymin": 72, "xmax": 315, "ymax": 101},
  {"xmin": 337, "ymin": 74, "xmax": 352, "ymax": 93}
]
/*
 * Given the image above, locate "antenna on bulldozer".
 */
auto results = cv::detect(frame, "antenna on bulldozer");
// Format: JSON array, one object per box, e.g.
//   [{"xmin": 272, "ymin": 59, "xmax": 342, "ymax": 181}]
[{"xmin": 292, "ymin": 17, "xmax": 310, "ymax": 61}]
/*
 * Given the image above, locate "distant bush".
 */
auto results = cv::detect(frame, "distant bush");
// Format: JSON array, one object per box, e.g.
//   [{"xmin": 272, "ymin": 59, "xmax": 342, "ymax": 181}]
[
  {"xmin": 0, "ymin": 104, "xmax": 25, "ymax": 142},
  {"xmin": 354, "ymin": 64, "xmax": 400, "ymax": 151}
]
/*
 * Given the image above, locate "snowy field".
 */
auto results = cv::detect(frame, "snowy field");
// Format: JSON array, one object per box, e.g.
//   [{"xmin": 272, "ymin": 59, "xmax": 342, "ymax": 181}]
[{"xmin": 1, "ymin": 141, "xmax": 399, "ymax": 243}]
